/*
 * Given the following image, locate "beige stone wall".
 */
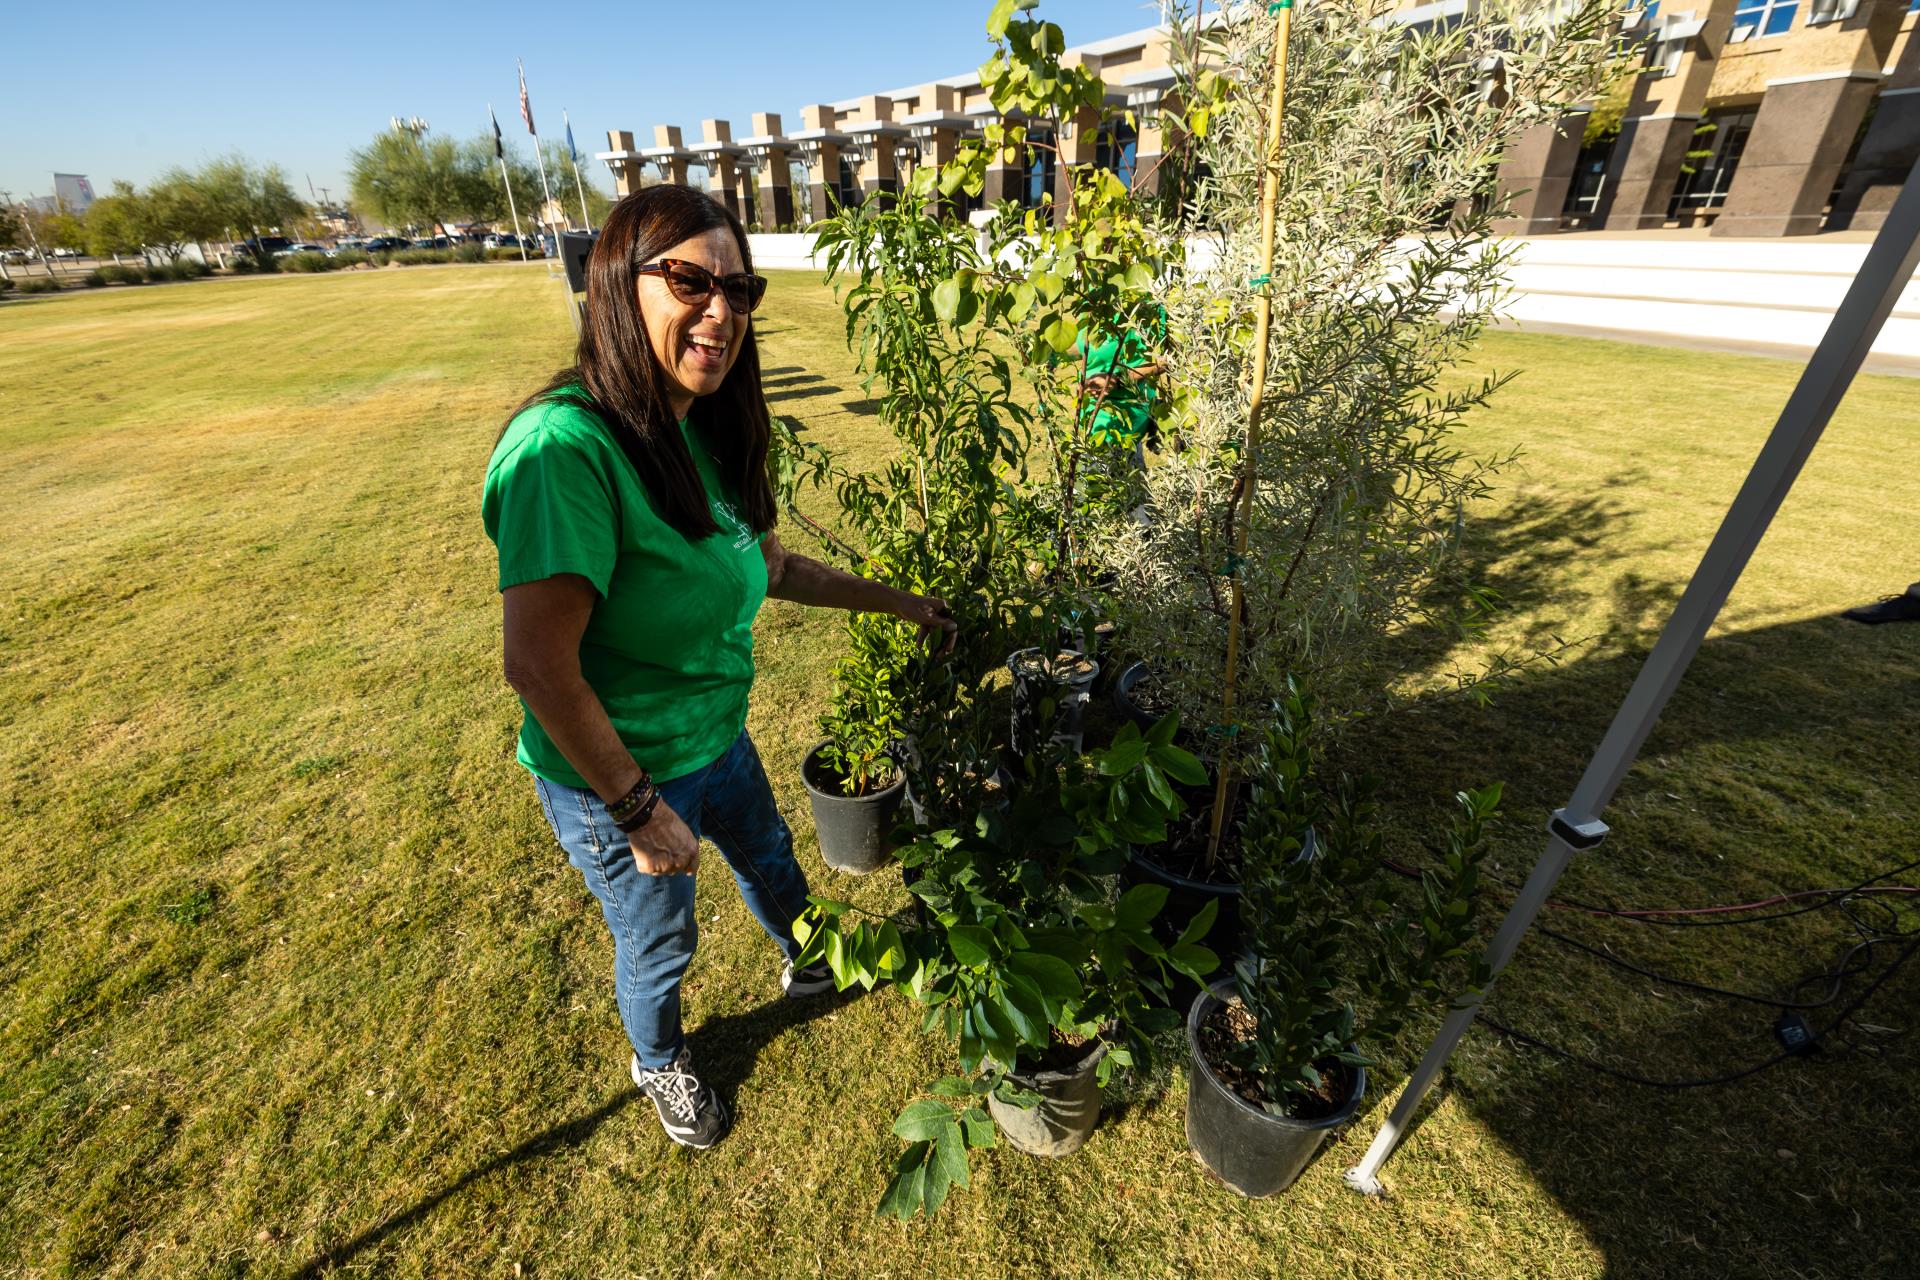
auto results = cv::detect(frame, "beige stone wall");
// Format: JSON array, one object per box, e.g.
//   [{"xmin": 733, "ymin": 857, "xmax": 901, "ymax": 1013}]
[{"xmin": 1886, "ymin": 9, "xmax": 1920, "ymax": 90}]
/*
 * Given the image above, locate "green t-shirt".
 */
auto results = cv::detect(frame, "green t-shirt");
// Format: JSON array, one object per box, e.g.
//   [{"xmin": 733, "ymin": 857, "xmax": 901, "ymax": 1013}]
[
  {"xmin": 481, "ymin": 395, "xmax": 768, "ymax": 786},
  {"xmin": 1077, "ymin": 307, "xmax": 1167, "ymax": 447}
]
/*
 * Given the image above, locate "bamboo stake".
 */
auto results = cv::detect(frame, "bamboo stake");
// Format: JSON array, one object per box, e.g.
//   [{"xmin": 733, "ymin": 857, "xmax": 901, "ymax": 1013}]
[{"xmin": 1206, "ymin": 0, "xmax": 1295, "ymax": 867}]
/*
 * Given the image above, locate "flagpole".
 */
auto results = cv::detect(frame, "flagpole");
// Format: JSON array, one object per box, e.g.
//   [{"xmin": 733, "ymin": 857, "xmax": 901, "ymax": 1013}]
[
  {"xmin": 520, "ymin": 59, "xmax": 560, "ymax": 243},
  {"xmin": 490, "ymin": 105, "xmax": 531, "ymax": 263},
  {"xmin": 565, "ymin": 109, "xmax": 593, "ymax": 233}
]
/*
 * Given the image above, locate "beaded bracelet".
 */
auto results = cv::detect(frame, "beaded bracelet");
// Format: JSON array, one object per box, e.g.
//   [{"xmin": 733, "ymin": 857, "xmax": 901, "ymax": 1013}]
[{"xmin": 607, "ymin": 773, "xmax": 655, "ymax": 824}]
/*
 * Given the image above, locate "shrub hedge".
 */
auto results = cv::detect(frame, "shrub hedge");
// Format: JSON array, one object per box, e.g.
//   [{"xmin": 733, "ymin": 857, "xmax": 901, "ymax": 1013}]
[{"xmin": 16, "ymin": 276, "xmax": 64, "ymax": 294}]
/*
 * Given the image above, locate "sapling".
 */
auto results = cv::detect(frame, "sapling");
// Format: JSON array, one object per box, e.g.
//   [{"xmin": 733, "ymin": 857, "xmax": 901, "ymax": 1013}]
[
  {"xmin": 1096, "ymin": 0, "xmax": 1619, "ymax": 866},
  {"xmin": 1205, "ymin": 683, "xmax": 1500, "ymax": 1114}
]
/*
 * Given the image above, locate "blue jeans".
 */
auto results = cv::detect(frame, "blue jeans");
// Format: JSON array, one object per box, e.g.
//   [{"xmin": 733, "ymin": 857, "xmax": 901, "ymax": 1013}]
[{"xmin": 533, "ymin": 731, "xmax": 811, "ymax": 1069}]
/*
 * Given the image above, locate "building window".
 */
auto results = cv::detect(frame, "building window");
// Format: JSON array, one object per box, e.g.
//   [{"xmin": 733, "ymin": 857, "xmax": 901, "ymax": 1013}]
[
  {"xmin": 1095, "ymin": 119, "xmax": 1139, "ymax": 190},
  {"xmin": 1023, "ymin": 128, "xmax": 1057, "ymax": 210},
  {"xmin": 1668, "ymin": 109, "xmax": 1758, "ymax": 216},
  {"xmin": 789, "ymin": 159, "xmax": 811, "ymax": 224},
  {"xmin": 835, "ymin": 155, "xmax": 860, "ymax": 209},
  {"xmin": 1729, "ymin": 0, "xmax": 1796, "ymax": 40}
]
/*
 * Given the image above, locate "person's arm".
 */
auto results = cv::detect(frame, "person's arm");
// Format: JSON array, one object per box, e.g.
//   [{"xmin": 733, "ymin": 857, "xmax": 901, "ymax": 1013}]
[
  {"xmin": 762, "ymin": 532, "xmax": 958, "ymax": 655},
  {"xmin": 502, "ymin": 574, "xmax": 700, "ymax": 874}
]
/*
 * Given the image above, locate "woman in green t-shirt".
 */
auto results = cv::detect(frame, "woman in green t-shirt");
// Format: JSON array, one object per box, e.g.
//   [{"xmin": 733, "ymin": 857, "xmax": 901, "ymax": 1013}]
[{"xmin": 483, "ymin": 186, "xmax": 955, "ymax": 1150}]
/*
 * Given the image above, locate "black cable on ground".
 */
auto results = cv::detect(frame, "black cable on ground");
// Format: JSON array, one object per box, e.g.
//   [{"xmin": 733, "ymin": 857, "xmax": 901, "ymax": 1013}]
[{"xmin": 1478, "ymin": 932, "xmax": 1920, "ymax": 1090}]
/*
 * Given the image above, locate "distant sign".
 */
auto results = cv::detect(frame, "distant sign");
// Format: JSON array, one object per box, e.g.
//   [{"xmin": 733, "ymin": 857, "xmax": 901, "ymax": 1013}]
[{"xmin": 53, "ymin": 174, "xmax": 96, "ymax": 213}]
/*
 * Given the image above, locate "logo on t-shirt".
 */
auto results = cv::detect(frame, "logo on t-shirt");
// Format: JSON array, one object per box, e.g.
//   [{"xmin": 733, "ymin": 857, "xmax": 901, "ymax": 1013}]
[{"xmin": 714, "ymin": 497, "xmax": 755, "ymax": 551}]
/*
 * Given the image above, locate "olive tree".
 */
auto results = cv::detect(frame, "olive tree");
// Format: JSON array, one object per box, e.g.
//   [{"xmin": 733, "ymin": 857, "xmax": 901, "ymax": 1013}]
[{"xmin": 1096, "ymin": 0, "xmax": 1618, "ymax": 813}]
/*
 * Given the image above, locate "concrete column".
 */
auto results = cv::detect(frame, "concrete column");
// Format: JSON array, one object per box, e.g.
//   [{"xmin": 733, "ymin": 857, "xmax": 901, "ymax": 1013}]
[
  {"xmin": 700, "ymin": 120, "xmax": 740, "ymax": 220},
  {"xmin": 652, "ymin": 126, "xmax": 689, "ymax": 187},
  {"xmin": 982, "ymin": 128, "xmax": 1024, "ymax": 208},
  {"xmin": 852, "ymin": 96, "xmax": 899, "ymax": 200},
  {"xmin": 1828, "ymin": 88, "xmax": 1920, "ymax": 231},
  {"xmin": 1711, "ymin": 74, "xmax": 1881, "ymax": 236},
  {"xmin": 1055, "ymin": 53, "xmax": 1102, "ymax": 225},
  {"xmin": 798, "ymin": 104, "xmax": 843, "ymax": 221},
  {"xmin": 1133, "ymin": 102, "xmax": 1172, "ymax": 198},
  {"xmin": 604, "ymin": 130, "xmax": 644, "ymax": 197},
  {"xmin": 1597, "ymin": 113, "xmax": 1703, "ymax": 230},
  {"xmin": 750, "ymin": 112, "xmax": 796, "ymax": 230},
  {"xmin": 1490, "ymin": 113, "xmax": 1588, "ymax": 235}
]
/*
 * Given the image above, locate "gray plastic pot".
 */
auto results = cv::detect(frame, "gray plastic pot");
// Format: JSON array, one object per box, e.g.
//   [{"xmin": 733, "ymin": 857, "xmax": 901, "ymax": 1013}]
[
  {"xmin": 1185, "ymin": 980, "xmax": 1366, "ymax": 1198},
  {"xmin": 987, "ymin": 1040, "xmax": 1109, "ymax": 1157},
  {"xmin": 800, "ymin": 739, "xmax": 904, "ymax": 875}
]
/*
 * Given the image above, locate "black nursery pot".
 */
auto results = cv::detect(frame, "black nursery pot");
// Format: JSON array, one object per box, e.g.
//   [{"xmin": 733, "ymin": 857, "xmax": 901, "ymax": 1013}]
[
  {"xmin": 1007, "ymin": 648, "xmax": 1101, "ymax": 756},
  {"xmin": 1185, "ymin": 980, "xmax": 1367, "ymax": 1198},
  {"xmin": 987, "ymin": 1041, "xmax": 1110, "ymax": 1158},
  {"xmin": 1122, "ymin": 843, "xmax": 1243, "ymax": 1013},
  {"xmin": 800, "ymin": 739, "xmax": 904, "ymax": 875},
  {"xmin": 1111, "ymin": 660, "xmax": 1159, "ymax": 733}
]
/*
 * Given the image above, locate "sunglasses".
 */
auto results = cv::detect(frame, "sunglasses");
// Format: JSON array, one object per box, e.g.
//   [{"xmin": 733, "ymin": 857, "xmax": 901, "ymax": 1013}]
[{"xmin": 635, "ymin": 258, "xmax": 769, "ymax": 315}]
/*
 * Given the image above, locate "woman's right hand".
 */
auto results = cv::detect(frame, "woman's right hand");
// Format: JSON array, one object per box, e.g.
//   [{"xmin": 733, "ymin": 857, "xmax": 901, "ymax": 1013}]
[{"xmin": 629, "ymin": 801, "xmax": 700, "ymax": 876}]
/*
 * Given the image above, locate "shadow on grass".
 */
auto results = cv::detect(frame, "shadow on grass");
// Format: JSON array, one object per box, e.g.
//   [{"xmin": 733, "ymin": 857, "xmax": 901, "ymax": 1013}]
[
  {"xmin": 287, "ymin": 992, "xmax": 854, "ymax": 1278},
  {"xmin": 1342, "ymin": 603, "xmax": 1920, "ymax": 1278}
]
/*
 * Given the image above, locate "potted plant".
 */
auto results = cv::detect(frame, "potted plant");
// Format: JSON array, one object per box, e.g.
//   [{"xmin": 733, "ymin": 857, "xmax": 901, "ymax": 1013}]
[
  {"xmin": 1094, "ymin": 0, "xmax": 1614, "ymax": 941},
  {"xmin": 1186, "ymin": 686, "xmax": 1501, "ymax": 1197},
  {"xmin": 772, "ymin": 0, "xmax": 1183, "ymax": 821},
  {"xmin": 793, "ymin": 715, "xmax": 1219, "ymax": 1218},
  {"xmin": 800, "ymin": 613, "xmax": 912, "ymax": 874}
]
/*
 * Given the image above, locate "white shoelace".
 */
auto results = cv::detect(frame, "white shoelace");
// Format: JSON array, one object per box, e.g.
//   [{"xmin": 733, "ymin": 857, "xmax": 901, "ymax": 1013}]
[{"xmin": 643, "ymin": 1055, "xmax": 702, "ymax": 1123}]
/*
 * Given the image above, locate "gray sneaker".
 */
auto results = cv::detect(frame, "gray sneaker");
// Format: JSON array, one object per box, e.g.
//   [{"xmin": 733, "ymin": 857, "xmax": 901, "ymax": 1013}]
[
  {"xmin": 781, "ymin": 959, "xmax": 835, "ymax": 998},
  {"xmin": 631, "ymin": 1049, "xmax": 730, "ymax": 1149}
]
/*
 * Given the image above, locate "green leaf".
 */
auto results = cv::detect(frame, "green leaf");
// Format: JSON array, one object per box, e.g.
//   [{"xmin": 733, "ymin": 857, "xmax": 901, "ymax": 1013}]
[
  {"xmin": 1177, "ymin": 897, "xmax": 1220, "ymax": 946},
  {"xmin": 961, "ymin": 1106, "xmax": 996, "ymax": 1148},
  {"xmin": 1125, "ymin": 262, "xmax": 1155, "ymax": 291},
  {"xmin": 1008, "ymin": 281, "xmax": 1036, "ymax": 321},
  {"xmin": 997, "ymin": 976, "xmax": 1049, "ymax": 1045},
  {"xmin": 1008, "ymin": 950, "xmax": 1081, "ymax": 1002},
  {"xmin": 1098, "ymin": 738, "xmax": 1148, "ymax": 776},
  {"xmin": 948, "ymin": 923, "xmax": 995, "ymax": 967},
  {"xmin": 1033, "ymin": 271, "xmax": 1065, "ymax": 303},
  {"xmin": 1169, "ymin": 941, "xmax": 1220, "ymax": 980},
  {"xmin": 1154, "ymin": 745, "xmax": 1209, "ymax": 787},
  {"xmin": 986, "ymin": 0, "xmax": 1017, "ymax": 38},
  {"xmin": 932, "ymin": 277, "xmax": 963, "ymax": 325},
  {"xmin": 1116, "ymin": 882, "xmax": 1169, "ymax": 932},
  {"xmin": 893, "ymin": 1098, "xmax": 956, "ymax": 1141},
  {"xmin": 935, "ymin": 1115, "xmax": 972, "ymax": 1190},
  {"xmin": 1077, "ymin": 902, "xmax": 1117, "ymax": 931},
  {"xmin": 878, "ymin": 1142, "xmax": 931, "ymax": 1220}
]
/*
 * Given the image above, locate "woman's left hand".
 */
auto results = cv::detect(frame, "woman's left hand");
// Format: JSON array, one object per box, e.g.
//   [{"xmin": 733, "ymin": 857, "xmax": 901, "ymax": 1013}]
[{"xmin": 892, "ymin": 591, "xmax": 959, "ymax": 657}]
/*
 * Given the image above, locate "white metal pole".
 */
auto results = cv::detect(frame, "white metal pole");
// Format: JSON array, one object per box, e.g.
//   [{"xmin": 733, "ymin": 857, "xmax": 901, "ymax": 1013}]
[{"xmin": 1346, "ymin": 157, "xmax": 1920, "ymax": 1197}]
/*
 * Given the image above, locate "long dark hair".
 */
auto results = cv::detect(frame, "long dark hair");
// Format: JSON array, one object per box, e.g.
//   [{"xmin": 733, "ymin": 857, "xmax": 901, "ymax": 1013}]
[{"xmin": 509, "ymin": 185, "xmax": 775, "ymax": 540}]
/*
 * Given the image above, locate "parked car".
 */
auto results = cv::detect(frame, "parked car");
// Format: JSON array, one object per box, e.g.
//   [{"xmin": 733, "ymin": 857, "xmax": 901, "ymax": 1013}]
[
  {"xmin": 325, "ymin": 239, "xmax": 369, "ymax": 257},
  {"xmin": 360, "ymin": 236, "xmax": 409, "ymax": 253},
  {"xmin": 482, "ymin": 233, "xmax": 525, "ymax": 250},
  {"xmin": 273, "ymin": 243, "xmax": 327, "ymax": 258},
  {"xmin": 410, "ymin": 236, "xmax": 451, "ymax": 250},
  {"xmin": 237, "ymin": 236, "xmax": 292, "ymax": 260}
]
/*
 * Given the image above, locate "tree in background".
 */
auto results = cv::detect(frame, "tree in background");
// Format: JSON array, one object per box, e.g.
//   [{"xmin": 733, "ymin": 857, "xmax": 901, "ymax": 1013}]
[
  {"xmin": 82, "ymin": 183, "xmax": 145, "ymax": 262},
  {"xmin": 348, "ymin": 131, "xmax": 469, "ymax": 237},
  {"xmin": 195, "ymin": 157, "xmax": 308, "ymax": 258}
]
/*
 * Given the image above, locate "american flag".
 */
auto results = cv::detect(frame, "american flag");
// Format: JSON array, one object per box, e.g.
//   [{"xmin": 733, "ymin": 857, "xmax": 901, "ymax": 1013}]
[{"xmin": 517, "ymin": 60, "xmax": 535, "ymax": 135}]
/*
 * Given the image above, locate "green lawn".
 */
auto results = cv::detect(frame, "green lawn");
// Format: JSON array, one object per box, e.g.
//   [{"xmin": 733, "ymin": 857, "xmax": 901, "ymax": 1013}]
[{"xmin": 2, "ymin": 263, "xmax": 1917, "ymax": 1279}]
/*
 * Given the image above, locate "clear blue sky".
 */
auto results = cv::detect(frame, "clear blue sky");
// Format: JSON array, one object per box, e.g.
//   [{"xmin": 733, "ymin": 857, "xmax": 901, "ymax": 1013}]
[{"xmin": 0, "ymin": 0, "xmax": 1167, "ymax": 205}]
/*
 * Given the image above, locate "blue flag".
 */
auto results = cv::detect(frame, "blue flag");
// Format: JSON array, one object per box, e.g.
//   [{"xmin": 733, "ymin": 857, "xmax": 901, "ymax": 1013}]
[{"xmin": 564, "ymin": 113, "xmax": 578, "ymax": 165}]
